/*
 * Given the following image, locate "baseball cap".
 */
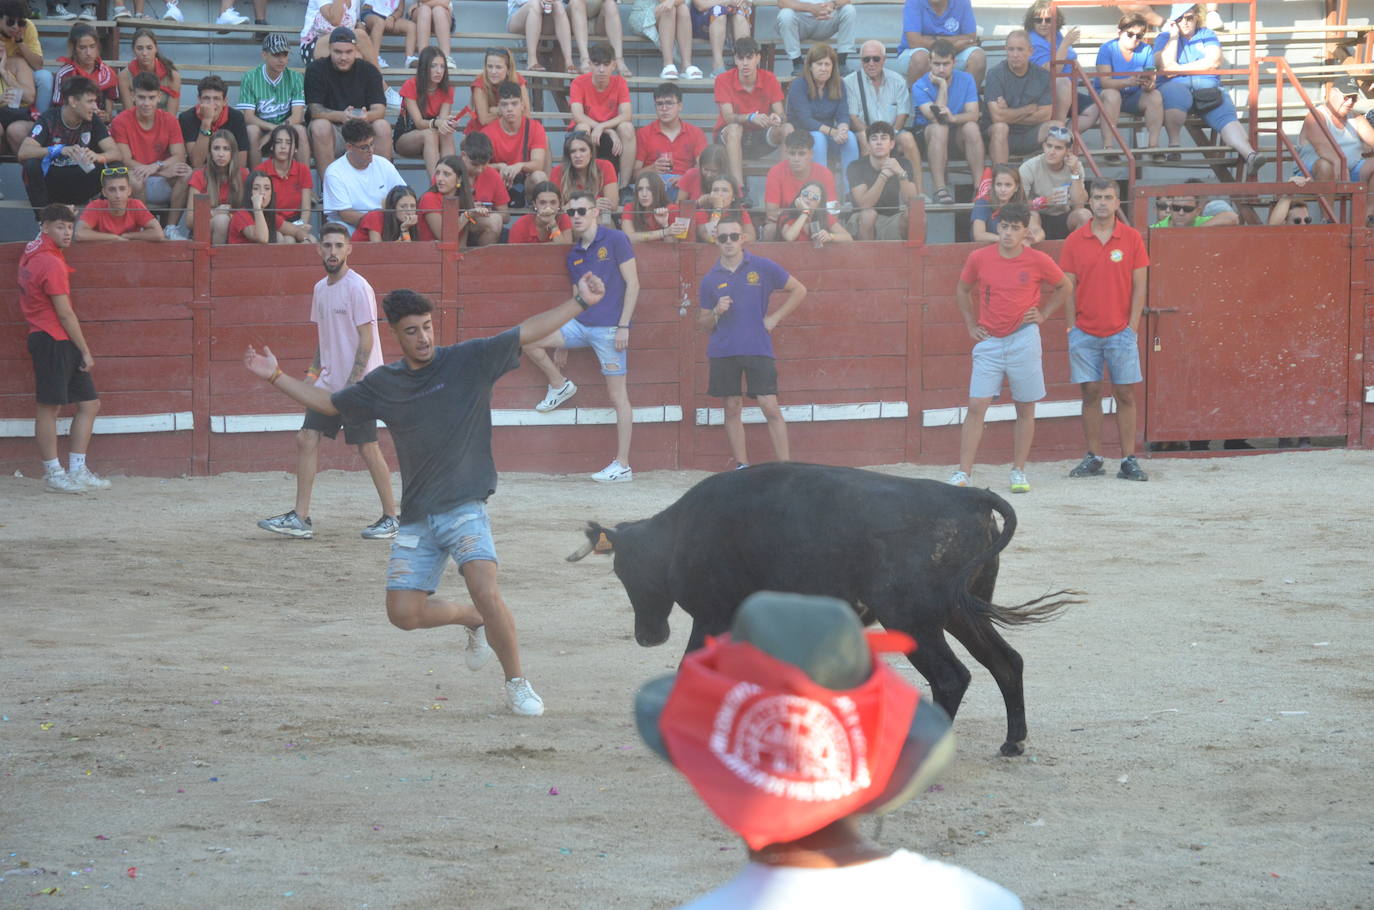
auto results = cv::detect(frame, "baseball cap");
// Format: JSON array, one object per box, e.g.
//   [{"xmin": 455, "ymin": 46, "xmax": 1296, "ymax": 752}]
[
  {"xmin": 261, "ymin": 33, "xmax": 289, "ymax": 54},
  {"xmin": 1331, "ymin": 75, "xmax": 1360, "ymax": 98},
  {"xmin": 329, "ymin": 26, "xmax": 357, "ymax": 45}
]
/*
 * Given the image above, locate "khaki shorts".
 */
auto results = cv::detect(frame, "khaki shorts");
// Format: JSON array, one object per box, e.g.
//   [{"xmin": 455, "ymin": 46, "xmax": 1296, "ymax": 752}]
[{"xmin": 845, "ymin": 209, "xmax": 907, "ymax": 241}]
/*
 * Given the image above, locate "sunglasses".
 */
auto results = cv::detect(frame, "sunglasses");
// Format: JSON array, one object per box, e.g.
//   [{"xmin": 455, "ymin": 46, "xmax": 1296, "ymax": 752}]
[
  {"xmin": 565, "ymin": 206, "xmax": 590, "ymax": 217},
  {"xmin": 1169, "ymin": 203, "xmax": 1197, "ymax": 213},
  {"xmin": 101, "ymin": 166, "xmax": 129, "ymax": 177},
  {"xmin": 3, "ymin": 16, "xmax": 26, "ymax": 26},
  {"xmin": 860, "ymin": 55, "xmax": 884, "ymax": 64},
  {"xmin": 1289, "ymin": 216, "xmax": 1312, "ymax": 224},
  {"xmin": 715, "ymin": 231, "xmax": 742, "ymax": 244},
  {"xmin": 1124, "ymin": 30, "xmax": 1146, "ymax": 38},
  {"xmin": 1033, "ymin": 16, "xmax": 1054, "ymax": 23}
]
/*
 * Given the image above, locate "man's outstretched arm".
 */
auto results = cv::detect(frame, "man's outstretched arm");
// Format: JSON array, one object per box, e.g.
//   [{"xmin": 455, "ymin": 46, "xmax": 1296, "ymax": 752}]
[
  {"xmin": 244, "ymin": 345, "xmax": 340, "ymax": 415},
  {"xmin": 517, "ymin": 272, "xmax": 606, "ymax": 345}
]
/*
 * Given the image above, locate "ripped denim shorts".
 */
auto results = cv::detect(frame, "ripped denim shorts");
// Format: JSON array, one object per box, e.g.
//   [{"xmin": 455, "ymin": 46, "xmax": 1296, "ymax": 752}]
[{"xmin": 386, "ymin": 500, "xmax": 499, "ymax": 592}]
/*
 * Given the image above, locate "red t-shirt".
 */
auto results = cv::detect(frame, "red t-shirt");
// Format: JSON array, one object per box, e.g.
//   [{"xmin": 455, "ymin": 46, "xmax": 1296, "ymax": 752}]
[
  {"xmin": 255, "ymin": 159, "xmax": 314, "ymax": 221},
  {"xmin": 551, "ymin": 159, "xmax": 618, "ymax": 194},
  {"xmin": 620, "ymin": 202, "xmax": 680, "ymax": 231},
  {"xmin": 713, "ymin": 66, "xmax": 784, "ymax": 133},
  {"xmin": 110, "ymin": 108, "xmax": 181, "ymax": 164},
  {"xmin": 678, "ymin": 167, "xmax": 707, "ymax": 200},
  {"xmin": 569, "ymin": 72, "xmax": 629, "ymax": 125},
  {"xmin": 508, "ymin": 212, "xmax": 572, "ymax": 244},
  {"xmin": 79, "ymin": 198, "xmax": 156, "ymax": 236},
  {"xmin": 1058, "ymin": 218, "xmax": 1150, "ymax": 337},
  {"xmin": 764, "ymin": 160, "xmax": 838, "ymax": 211},
  {"xmin": 17, "ymin": 234, "xmax": 74, "ymax": 339},
  {"xmin": 227, "ymin": 208, "xmax": 286, "ymax": 243},
  {"xmin": 352, "ymin": 209, "xmax": 384, "ymax": 240},
  {"xmin": 480, "ymin": 116, "xmax": 548, "ymax": 167},
  {"xmin": 469, "ymin": 166, "xmax": 511, "ymax": 207},
  {"xmin": 635, "ymin": 119, "xmax": 709, "ymax": 174},
  {"xmin": 959, "ymin": 244, "xmax": 1066, "ymax": 338},
  {"xmin": 693, "ymin": 208, "xmax": 753, "ymax": 227},
  {"xmin": 399, "ymin": 77, "xmax": 456, "ymax": 120},
  {"xmin": 354, "ymin": 204, "xmax": 436, "ymax": 240},
  {"xmin": 189, "ymin": 167, "xmax": 250, "ymax": 205},
  {"xmin": 782, "ymin": 210, "xmax": 839, "ymax": 241}
]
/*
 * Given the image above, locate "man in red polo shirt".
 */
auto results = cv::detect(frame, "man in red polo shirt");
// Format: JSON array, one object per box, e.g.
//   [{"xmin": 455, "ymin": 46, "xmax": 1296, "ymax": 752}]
[
  {"xmin": 569, "ymin": 43, "xmax": 635, "ymax": 183},
  {"xmin": 75, "ymin": 167, "xmax": 166, "ymax": 241},
  {"xmin": 712, "ymin": 37, "xmax": 789, "ymax": 186},
  {"xmin": 480, "ymin": 81, "xmax": 550, "ymax": 208},
  {"xmin": 633, "ymin": 81, "xmax": 706, "ymax": 200},
  {"xmin": 110, "ymin": 71, "xmax": 192, "ymax": 235},
  {"xmin": 762, "ymin": 129, "xmax": 837, "ymax": 239},
  {"xmin": 17, "ymin": 204, "xmax": 113, "ymax": 494},
  {"xmin": 1059, "ymin": 178, "xmax": 1150, "ymax": 482}
]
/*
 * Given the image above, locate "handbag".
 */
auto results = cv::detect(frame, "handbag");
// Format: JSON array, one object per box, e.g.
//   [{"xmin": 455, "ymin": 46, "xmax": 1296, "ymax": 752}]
[{"xmin": 1191, "ymin": 86, "xmax": 1225, "ymax": 113}]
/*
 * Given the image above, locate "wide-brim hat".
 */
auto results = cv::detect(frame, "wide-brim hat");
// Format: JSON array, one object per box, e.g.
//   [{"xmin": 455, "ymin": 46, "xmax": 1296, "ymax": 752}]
[{"xmin": 634, "ymin": 591, "xmax": 954, "ymax": 850}]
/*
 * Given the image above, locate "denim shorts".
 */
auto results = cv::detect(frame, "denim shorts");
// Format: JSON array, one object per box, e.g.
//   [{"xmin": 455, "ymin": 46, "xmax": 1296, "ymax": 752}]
[
  {"xmin": 969, "ymin": 323, "xmax": 1045, "ymax": 402},
  {"xmin": 386, "ymin": 500, "xmax": 499, "ymax": 592},
  {"xmin": 1069, "ymin": 326, "xmax": 1143, "ymax": 385},
  {"xmin": 561, "ymin": 318, "xmax": 627, "ymax": 376}
]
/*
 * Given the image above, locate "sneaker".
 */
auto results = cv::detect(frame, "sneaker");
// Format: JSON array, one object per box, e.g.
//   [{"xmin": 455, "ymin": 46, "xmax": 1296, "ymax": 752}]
[
  {"xmin": 591, "ymin": 460, "xmax": 632, "ymax": 483},
  {"xmin": 384, "ymin": 86, "xmax": 402, "ymax": 108},
  {"xmin": 465, "ymin": 626, "xmax": 494, "ymax": 670},
  {"xmin": 1009, "ymin": 469, "xmax": 1031, "ymax": 493},
  {"xmin": 505, "ymin": 677, "xmax": 544, "ymax": 716},
  {"xmin": 1117, "ymin": 455, "xmax": 1149, "ymax": 482},
  {"xmin": 52, "ymin": 3, "xmax": 77, "ymax": 18},
  {"xmin": 257, "ymin": 509, "xmax": 313, "ymax": 539},
  {"xmin": 1244, "ymin": 151, "xmax": 1269, "ymax": 179},
  {"xmin": 45, "ymin": 470, "xmax": 86, "ymax": 494},
  {"xmin": 534, "ymin": 379, "xmax": 576, "ymax": 412},
  {"xmin": 69, "ymin": 466, "xmax": 112, "ymax": 489},
  {"xmin": 1068, "ymin": 452, "xmax": 1105, "ymax": 478},
  {"xmin": 77, "ymin": 3, "xmax": 95, "ymax": 17},
  {"xmin": 376, "ymin": 56, "xmax": 390, "ymax": 69},
  {"xmin": 361, "ymin": 514, "xmax": 399, "ymax": 539},
  {"xmin": 161, "ymin": 0, "xmax": 182, "ymax": 20},
  {"xmin": 216, "ymin": 7, "xmax": 249, "ymax": 25},
  {"xmin": 164, "ymin": 223, "xmax": 190, "ymax": 241},
  {"xmin": 404, "ymin": 54, "xmax": 419, "ymax": 68},
  {"xmin": 733, "ymin": 462, "xmax": 750, "ymax": 470},
  {"xmin": 446, "ymin": 55, "xmax": 458, "ymax": 71},
  {"xmin": 947, "ymin": 470, "xmax": 970, "ymax": 487},
  {"xmin": 111, "ymin": 4, "xmax": 130, "ymax": 15}
]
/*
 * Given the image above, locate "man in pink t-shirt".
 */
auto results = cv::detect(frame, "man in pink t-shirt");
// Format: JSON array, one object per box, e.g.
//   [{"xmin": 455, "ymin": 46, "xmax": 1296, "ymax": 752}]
[{"xmin": 257, "ymin": 223, "xmax": 399, "ymax": 541}]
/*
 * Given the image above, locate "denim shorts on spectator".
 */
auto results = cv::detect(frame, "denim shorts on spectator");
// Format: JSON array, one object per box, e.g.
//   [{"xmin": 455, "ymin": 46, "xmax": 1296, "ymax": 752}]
[{"xmin": 969, "ymin": 323, "xmax": 1045, "ymax": 401}]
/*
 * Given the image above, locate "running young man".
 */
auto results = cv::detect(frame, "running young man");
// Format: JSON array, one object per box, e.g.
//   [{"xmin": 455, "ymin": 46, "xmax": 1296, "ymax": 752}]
[
  {"xmin": 258, "ymin": 223, "xmax": 399, "ymax": 540},
  {"xmin": 244, "ymin": 271, "xmax": 610, "ymax": 717},
  {"xmin": 696, "ymin": 213, "xmax": 807, "ymax": 467},
  {"xmin": 951, "ymin": 202, "xmax": 1069, "ymax": 493},
  {"xmin": 17, "ymin": 203, "xmax": 112, "ymax": 493},
  {"xmin": 522, "ymin": 188, "xmax": 638, "ymax": 483}
]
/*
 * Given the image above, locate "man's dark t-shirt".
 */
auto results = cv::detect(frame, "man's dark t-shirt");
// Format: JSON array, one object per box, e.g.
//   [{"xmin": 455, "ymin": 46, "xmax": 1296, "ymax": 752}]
[
  {"xmin": 845, "ymin": 154, "xmax": 914, "ymax": 215},
  {"xmin": 29, "ymin": 107, "xmax": 109, "ymax": 154},
  {"xmin": 983, "ymin": 62, "xmax": 1051, "ymax": 139},
  {"xmin": 305, "ymin": 58, "xmax": 386, "ymax": 114},
  {"xmin": 331, "ymin": 328, "xmax": 521, "ymax": 524},
  {"xmin": 177, "ymin": 107, "xmax": 251, "ymax": 155}
]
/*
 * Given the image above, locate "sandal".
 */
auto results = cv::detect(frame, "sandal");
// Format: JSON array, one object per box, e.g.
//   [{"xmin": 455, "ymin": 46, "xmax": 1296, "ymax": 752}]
[
  {"xmin": 934, "ymin": 186, "xmax": 954, "ymax": 205},
  {"xmin": 525, "ymin": 56, "xmax": 546, "ymax": 72},
  {"xmin": 660, "ymin": 64, "xmax": 679, "ymax": 79},
  {"xmin": 615, "ymin": 58, "xmax": 631, "ymax": 78}
]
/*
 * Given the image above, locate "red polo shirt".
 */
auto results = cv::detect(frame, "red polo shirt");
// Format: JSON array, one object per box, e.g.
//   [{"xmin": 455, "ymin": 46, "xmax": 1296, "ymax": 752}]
[
  {"xmin": 569, "ymin": 72, "xmax": 629, "ymax": 125},
  {"xmin": 79, "ymin": 198, "xmax": 157, "ymax": 236},
  {"xmin": 712, "ymin": 66, "xmax": 784, "ymax": 133},
  {"xmin": 1058, "ymin": 218, "xmax": 1150, "ymax": 337},
  {"xmin": 110, "ymin": 108, "xmax": 182, "ymax": 164},
  {"xmin": 763, "ymin": 160, "xmax": 837, "ymax": 211},
  {"xmin": 17, "ymin": 234, "xmax": 74, "ymax": 339},
  {"xmin": 635, "ymin": 119, "xmax": 708, "ymax": 174}
]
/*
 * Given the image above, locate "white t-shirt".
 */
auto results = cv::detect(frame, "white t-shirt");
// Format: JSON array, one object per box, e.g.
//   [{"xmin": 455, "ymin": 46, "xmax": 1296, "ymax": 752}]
[
  {"xmin": 322, "ymin": 154, "xmax": 406, "ymax": 221},
  {"xmin": 310, "ymin": 268, "xmax": 384, "ymax": 393},
  {"xmin": 675, "ymin": 850, "xmax": 1023, "ymax": 910}
]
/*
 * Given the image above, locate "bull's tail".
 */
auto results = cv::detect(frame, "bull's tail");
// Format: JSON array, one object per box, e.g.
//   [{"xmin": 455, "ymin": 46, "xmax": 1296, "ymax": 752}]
[{"xmin": 953, "ymin": 490, "xmax": 1084, "ymax": 628}]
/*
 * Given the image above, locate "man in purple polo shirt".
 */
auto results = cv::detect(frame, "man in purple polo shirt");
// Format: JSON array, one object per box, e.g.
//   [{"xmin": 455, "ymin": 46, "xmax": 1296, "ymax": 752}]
[
  {"xmin": 696, "ymin": 214, "xmax": 807, "ymax": 468},
  {"xmin": 523, "ymin": 188, "xmax": 640, "ymax": 483}
]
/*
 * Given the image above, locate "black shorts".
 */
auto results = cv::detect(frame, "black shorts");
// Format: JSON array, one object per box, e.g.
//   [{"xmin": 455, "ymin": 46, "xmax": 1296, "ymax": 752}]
[
  {"xmin": 1006, "ymin": 127, "xmax": 1043, "ymax": 156},
  {"xmin": 302, "ymin": 407, "xmax": 378, "ymax": 445},
  {"xmin": 28, "ymin": 331, "xmax": 97, "ymax": 406},
  {"xmin": 709, "ymin": 355, "xmax": 778, "ymax": 399},
  {"xmin": 716, "ymin": 124, "xmax": 777, "ymax": 161},
  {"xmin": 1040, "ymin": 210, "xmax": 1071, "ymax": 240},
  {"xmin": 0, "ymin": 106, "xmax": 32, "ymax": 127}
]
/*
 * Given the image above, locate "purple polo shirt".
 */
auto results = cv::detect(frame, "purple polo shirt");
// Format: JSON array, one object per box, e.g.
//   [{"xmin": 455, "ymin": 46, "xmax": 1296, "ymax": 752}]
[
  {"xmin": 568, "ymin": 225, "xmax": 636, "ymax": 327},
  {"xmin": 698, "ymin": 252, "xmax": 790, "ymax": 359}
]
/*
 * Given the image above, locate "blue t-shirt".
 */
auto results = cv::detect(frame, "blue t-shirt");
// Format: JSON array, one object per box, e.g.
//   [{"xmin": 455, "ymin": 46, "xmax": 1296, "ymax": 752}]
[
  {"xmin": 911, "ymin": 68, "xmax": 980, "ymax": 126},
  {"xmin": 897, "ymin": 0, "xmax": 977, "ymax": 53},
  {"xmin": 1029, "ymin": 29, "xmax": 1078, "ymax": 75},
  {"xmin": 699, "ymin": 253, "xmax": 790, "ymax": 359},
  {"xmin": 1093, "ymin": 37, "xmax": 1154, "ymax": 91},
  {"xmin": 567, "ymin": 226, "xmax": 636, "ymax": 327},
  {"xmin": 1155, "ymin": 27, "xmax": 1221, "ymax": 87}
]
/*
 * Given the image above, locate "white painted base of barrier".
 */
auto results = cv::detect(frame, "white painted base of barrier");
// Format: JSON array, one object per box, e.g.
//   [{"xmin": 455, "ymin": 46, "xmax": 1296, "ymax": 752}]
[
  {"xmin": 922, "ymin": 398, "xmax": 1117, "ymax": 427},
  {"xmin": 0, "ymin": 412, "xmax": 193, "ymax": 438}
]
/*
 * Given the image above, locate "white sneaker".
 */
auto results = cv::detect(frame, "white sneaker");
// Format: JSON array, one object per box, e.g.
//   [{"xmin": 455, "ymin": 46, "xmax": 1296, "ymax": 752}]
[
  {"xmin": 404, "ymin": 55, "xmax": 419, "ymax": 68},
  {"xmin": 216, "ymin": 7, "xmax": 249, "ymax": 25},
  {"xmin": 465, "ymin": 626, "xmax": 494, "ymax": 671},
  {"xmin": 45, "ymin": 470, "xmax": 86, "ymax": 494},
  {"xmin": 111, "ymin": 4, "xmax": 130, "ymax": 16},
  {"xmin": 534, "ymin": 379, "xmax": 576, "ymax": 412},
  {"xmin": 162, "ymin": 0, "xmax": 183, "ymax": 20},
  {"xmin": 77, "ymin": 3, "xmax": 95, "ymax": 18},
  {"xmin": 384, "ymin": 86, "xmax": 402, "ymax": 108},
  {"xmin": 1009, "ymin": 469, "xmax": 1031, "ymax": 493},
  {"xmin": 505, "ymin": 677, "xmax": 544, "ymax": 716},
  {"xmin": 591, "ymin": 460, "xmax": 632, "ymax": 483},
  {"xmin": 69, "ymin": 466, "xmax": 112, "ymax": 490},
  {"xmin": 947, "ymin": 470, "xmax": 970, "ymax": 487},
  {"xmin": 376, "ymin": 56, "xmax": 390, "ymax": 69},
  {"xmin": 165, "ymin": 223, "xmax": 190, "ymax": 241},
  {"xmin": 52, "ymin": 3, "xmax": 78, "ymax": 19}
]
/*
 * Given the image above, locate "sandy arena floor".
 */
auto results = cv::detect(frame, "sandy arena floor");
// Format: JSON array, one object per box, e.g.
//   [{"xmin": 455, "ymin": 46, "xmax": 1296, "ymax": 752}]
[{"xmin": 2, "ymin": 449, "xmax": 1372, "ymax": 909}]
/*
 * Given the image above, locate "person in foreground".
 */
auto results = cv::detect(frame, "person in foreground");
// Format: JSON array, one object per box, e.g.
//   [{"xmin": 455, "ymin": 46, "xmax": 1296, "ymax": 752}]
[
  {"xmin": 243, "ymin": 272, "xmax": 611, "ymax": 717},
  {"xmin": 634, "ymin": 590, "xmax": 1023, "ymax": 909}
]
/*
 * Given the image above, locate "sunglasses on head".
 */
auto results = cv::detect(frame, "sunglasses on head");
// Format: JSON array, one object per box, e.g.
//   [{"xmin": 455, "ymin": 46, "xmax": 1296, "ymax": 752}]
[
  {"xmin": 565, "ymin": 206, "xmax": 590, "ymax": 217},
  {"xmin": 860, "ymin": 55, "xmax": 883, "ymax": 64},
  {"xmin": 715, "ymin": 231, "xmax": 742, "ymax": 243},
  {"xmin": 1046, "ymin": 126, "xmax": 1072, "ymax": 140},
  {"xmin": 1169, "ymin": 203, "xmax": 1197, "ymax": 213},
  {"xmin": 101, "ymin": 166, "xmax": 129, "ymax": 177}
]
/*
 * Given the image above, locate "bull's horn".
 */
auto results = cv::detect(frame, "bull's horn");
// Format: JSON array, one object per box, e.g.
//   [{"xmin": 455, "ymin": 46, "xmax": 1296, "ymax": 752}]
[{"xmin": 566, "ymin": 539, "xmax": 595, "ymax": 562}]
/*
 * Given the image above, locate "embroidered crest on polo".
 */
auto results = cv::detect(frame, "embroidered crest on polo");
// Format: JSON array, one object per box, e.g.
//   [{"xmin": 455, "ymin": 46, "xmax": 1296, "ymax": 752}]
[
  {"xmin": 596, "ymin": 246, "xmax": 609, "ymax": 260},
  {"xmin": 1110, "ymin": 249, "xmax": 1124, "ymax": 262},
  {"xmin": 709, "ymin": 682, "xmax": 872, "ymax": 801},
  {"xmin": 746, "ymin": 271, "xmax": 760, "ymax": 285}
]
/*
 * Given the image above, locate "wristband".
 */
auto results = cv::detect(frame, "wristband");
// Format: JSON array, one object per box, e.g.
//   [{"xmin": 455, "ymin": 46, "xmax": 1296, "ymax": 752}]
[
  {"xmin": 574, "ymin": 290, "xmax": 589, "ymax": 310},
  {"xmin": 268, "ymin": 367, "xmax": 284, "ymax": 385}
]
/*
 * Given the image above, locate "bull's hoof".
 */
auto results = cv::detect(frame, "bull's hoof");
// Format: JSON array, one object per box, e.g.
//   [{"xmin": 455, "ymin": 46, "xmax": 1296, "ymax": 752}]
[{"xmin": 1000, "ymin": 740, "xmax": 1025, "ymax": 757}]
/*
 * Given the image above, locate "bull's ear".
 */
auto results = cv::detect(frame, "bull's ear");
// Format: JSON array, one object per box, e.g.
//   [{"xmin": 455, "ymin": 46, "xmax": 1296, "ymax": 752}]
[{"xmin": 566, "ymin": 522, "xmax": 615, "ymax": 562}]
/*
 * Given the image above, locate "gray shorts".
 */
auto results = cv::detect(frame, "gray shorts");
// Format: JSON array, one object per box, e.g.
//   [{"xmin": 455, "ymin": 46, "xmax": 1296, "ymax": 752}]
[
  {"xmin": 386, "ymin": 500, "xmax": 499, "ymax": 592},
  {"xmin": 1068, "ymin": 325, "xmax": 1143, "ymax": 385},
  {"xmin": 144, "ymin": 175, "xmax": 172, "ymax": 207},
  {"xmin": 969, "ymin": 323, "xmax": 1045, "ymax": 402}
]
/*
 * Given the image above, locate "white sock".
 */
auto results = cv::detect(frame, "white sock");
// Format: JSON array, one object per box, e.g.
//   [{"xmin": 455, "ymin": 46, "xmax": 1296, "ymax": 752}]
[
  {"xmin": 44, "ymin": 458, "xmax": 62, "ymax": 474},
  {"xmin": 69, "ymin": 452, "xmax": 86, "ymax": 473}
]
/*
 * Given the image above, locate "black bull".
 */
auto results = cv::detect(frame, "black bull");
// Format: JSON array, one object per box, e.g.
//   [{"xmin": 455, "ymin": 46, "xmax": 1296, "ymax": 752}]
[{"xmin": 566, "ymin": 463, "xmax": 1080, "ymax": 756}]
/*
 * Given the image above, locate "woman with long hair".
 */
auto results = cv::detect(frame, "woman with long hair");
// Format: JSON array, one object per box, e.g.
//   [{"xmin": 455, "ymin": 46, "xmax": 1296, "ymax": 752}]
[
  {"xmin": 693, "ymin": 173, "xmax": 755, "ymax": 243},
  {"xmin": 356, "ymin": 184, "xmax": 430, "ymax": 241},
  {"xmin": 468, "ymin": 47, "xmax": 531, "ymax": 133},
  {"xmin": 1025, "ymin": 0, "xmax": 1081, "ymax": 124},
  {"xmin": 228, "ymin": 171, "xmax": 313, "ymax": 244},
  {"xmin": 255, "ymin": 124, "xmax": 314, "ymax": 224},
  {"xmin": 779, "ymin": 179, "xmax": 852, "ymax": 244},
  {"xmin": 970, "ymin": 164, "xmax": 1045, "ymax": 244},
  {"xmin": 419, "ymin": 154, "xmax": 473, "ymax": 242},
  {"xmin": 679, "ymin": 142, "xmax": 727, "ymax": 205},
  {"xmin": 118, "ymin": 28, "xmax": 181, "ymax": 113},
  {"xmin": 53, "ymin": 23, "xmax": 118, "ymax": 120},
  {"xmin": 395, "ymin": 47, "xmax": 457, "ymax": 176},
  {"xmin": 620, "ymin": 171, "xmax": 685, "ymax": 241},
  {"xmin": 188, "ymin": 129, "xmax": 248, "ymax": 244},
  {"xmin": 550, "ymin": 130, "xmax": 618, "ymax": 224},
  {"xmin": 784, "ymin": 42, "xmax": 857, "ymax": 197}
]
